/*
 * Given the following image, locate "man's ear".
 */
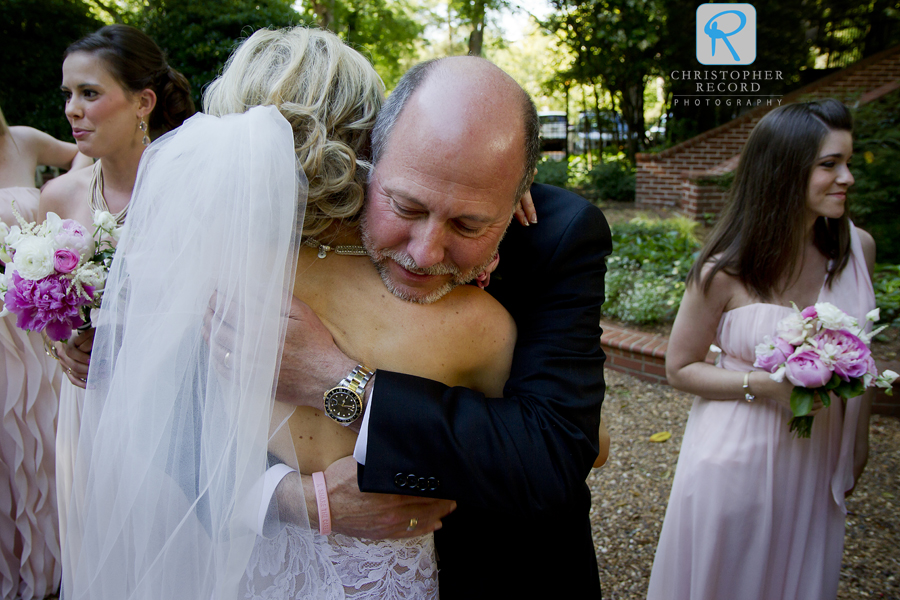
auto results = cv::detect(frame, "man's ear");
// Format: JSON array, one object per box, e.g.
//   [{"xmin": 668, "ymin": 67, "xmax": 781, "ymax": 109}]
[{"xmin": 136, "ymin": 88, "xmax": 158, "ymax": 120}]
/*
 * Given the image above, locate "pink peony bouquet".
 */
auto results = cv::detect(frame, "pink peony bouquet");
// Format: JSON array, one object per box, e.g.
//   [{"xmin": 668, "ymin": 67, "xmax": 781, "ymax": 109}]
[
  {"xmin": 0, "ymin": 204, "xmax": 121, "ymax": 341},
  {"xmin": 754, "ymin": 302, "xmax": 897, "ymax": 438}
]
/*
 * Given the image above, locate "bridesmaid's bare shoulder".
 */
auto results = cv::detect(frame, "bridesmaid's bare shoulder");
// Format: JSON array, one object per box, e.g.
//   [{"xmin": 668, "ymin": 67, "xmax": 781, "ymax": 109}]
[{"xmin": 39, "ymin": 167, "xmax": 91, "ymax": 222}]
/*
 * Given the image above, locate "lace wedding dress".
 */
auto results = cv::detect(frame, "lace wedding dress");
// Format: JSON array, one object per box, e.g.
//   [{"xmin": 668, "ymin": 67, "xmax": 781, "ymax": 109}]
[{"xmin": 245, "ymin": 527, "xmax": 438, "ymax": 599}]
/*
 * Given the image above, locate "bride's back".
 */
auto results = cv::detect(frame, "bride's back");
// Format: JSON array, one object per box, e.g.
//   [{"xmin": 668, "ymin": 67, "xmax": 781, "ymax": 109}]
[{"xmin": 287, "ymin": 242, "xmax": 516, "ymax": 473}]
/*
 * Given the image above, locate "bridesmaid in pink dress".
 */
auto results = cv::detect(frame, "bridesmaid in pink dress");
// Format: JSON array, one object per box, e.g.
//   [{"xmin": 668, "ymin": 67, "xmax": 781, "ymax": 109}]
[
  {"xmin": 648, "ymin": 99, "xmax": 876, "ymax": 600},
  {"xmin": 0, "ymin": 105, "xmax": 91, "ymax": 600}
]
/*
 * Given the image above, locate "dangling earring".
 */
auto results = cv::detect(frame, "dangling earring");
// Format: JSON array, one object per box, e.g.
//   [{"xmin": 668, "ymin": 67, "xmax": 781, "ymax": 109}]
[{"xmin": 139, "ymin": 119, "xmax": 150, "ymax": 146}]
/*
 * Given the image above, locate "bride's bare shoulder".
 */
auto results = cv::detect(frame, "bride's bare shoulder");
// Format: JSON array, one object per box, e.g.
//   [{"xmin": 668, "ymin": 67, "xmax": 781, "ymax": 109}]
[{"xmin": 428, "ymin": 285, "xmax": 516, "ymax": 389}]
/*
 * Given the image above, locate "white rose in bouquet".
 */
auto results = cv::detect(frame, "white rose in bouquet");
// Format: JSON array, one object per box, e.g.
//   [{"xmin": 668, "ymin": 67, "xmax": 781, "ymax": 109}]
[
  {"xmin": 776, "ymin": 311, "xmax": 811, "ymax": 346},
  {"xmin": 93, "ymin": 210, "xmax": 118, "ymax": 236},
  {"xmin": 11, "ymin": 236, "xmax": 57, "ymax": 280},
  {"xmin": 814, "ymin": 301, "xmax": 858, "ymax": 331}
]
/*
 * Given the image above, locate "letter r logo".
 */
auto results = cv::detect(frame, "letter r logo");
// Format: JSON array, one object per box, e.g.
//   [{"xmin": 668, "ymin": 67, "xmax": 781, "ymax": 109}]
[{"xmin": 696, "ymin": 3, "xmax": 756, "ymax": 65}]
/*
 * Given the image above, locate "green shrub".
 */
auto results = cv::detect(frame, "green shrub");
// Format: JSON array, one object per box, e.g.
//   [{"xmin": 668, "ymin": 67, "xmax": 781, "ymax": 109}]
[
  {"xmin": 588, "ymin": 161, "xmax": 636, "ymax": 202},
  {"xmin": 874, "ymin": 264, "xmax": 900, "ymax": 330},
  {"xmin": 534, "ymin": 157, "xmax": 568, "ymax": 187},
  {"xmin": 850, "ymin": 89, "xmax": 900, "ymax": 263},
  {"xmin": 604, "ymin": 216, "xmax": 700, "ymax": 324}
]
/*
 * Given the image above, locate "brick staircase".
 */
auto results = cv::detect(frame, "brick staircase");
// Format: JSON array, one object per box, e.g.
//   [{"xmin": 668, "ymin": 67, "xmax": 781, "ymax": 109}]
[{"xmin": 636, "ymin": 44, "xmax": 900, "ymax": 218}]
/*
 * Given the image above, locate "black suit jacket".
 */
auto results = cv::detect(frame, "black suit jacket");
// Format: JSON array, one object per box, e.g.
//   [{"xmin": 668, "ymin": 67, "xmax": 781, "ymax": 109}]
[{"xmin": 359, "ymin": 183, "xmax": 611, "ymax": 597}]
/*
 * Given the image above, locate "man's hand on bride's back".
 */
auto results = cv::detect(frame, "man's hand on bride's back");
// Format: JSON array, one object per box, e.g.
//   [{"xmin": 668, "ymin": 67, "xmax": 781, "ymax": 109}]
[
  {"xmin": 325, "ymin": 456, "xmax": 456, "ymax": 539},
  {"xmin": 276, "ymin": 297, "xmax": 357, "ymax": 410},
  {"xmin": 203, "ymin": 294, "xmax": 355, "ymax": 410}
]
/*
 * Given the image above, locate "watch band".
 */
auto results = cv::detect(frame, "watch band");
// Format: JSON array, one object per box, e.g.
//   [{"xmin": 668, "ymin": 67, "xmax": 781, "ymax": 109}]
[{"xmin": 340, "ymin": 364, "xmax": 375, "ymax": 395}]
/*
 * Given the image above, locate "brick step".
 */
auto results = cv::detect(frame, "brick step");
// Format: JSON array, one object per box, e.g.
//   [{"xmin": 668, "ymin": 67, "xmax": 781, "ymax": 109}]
[{"xmin": 601, "ymin": 321, "xmax": 900, "ymax": 416}]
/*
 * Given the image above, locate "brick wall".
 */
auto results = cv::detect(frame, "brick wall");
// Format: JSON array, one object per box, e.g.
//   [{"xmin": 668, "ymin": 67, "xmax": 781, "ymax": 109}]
[{"xmin": 636, "ymin": 44, "xmax": 900, "ymax": 218}]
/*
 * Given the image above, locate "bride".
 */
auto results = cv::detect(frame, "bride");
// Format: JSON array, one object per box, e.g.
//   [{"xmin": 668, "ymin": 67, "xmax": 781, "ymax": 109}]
[{"xmin": 62, "ymin": 27, "xmax": 518, "ymax": 600}]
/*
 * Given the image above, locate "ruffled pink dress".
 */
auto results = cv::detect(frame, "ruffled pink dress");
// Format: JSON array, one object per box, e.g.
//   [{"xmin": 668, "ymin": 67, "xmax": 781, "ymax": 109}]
[
  {"xmin": 0, "ymin": 188, "xmax": 63, "ymax": 600},
  {"xmin": 647, "ymin": 225, "xmax": 875, "ymax": 600}
]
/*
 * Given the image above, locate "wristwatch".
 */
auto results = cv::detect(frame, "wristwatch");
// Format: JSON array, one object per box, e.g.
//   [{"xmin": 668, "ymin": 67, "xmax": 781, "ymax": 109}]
[{"xmin": 323, "ymin": 364, "xmax": 375, "ymax": 425}]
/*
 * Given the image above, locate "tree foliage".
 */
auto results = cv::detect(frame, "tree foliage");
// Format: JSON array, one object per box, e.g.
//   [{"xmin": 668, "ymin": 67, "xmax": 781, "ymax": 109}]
[
  {"xmin": 0, "ymin": 0, "xmax": 102, "ymax": 139},
  {"xmin": 298, "ymin": 0, "xmax": 423, "ymax": 88},
  {"xmin": 449, "ymin": 0, "xmax": 509, "ymax": 56},
  {"xmin": 849, "ymin": 88, "xmax": 900, "ymax": 263},
  {"xmin": 132, "ymin": 0, "xmax": 305, "ymax": 110},
  {"xmin": 548, "ymin": 0, "xmax": 663, "ymax": 161}
]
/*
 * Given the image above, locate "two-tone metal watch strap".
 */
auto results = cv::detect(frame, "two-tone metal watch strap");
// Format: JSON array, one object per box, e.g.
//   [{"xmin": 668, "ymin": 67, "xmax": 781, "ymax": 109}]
[{"xmin": 341, "ymin": 364, "xmax": 375, "ymax": 395}]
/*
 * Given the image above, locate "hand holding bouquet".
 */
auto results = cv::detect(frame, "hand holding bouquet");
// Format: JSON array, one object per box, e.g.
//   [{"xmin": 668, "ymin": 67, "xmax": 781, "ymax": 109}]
[
  {"xmin": 0, "ymin": 203, "xmax": 121, "ymax": 342},
  {"xmin": 754, "ymin": 302, "xmax": 897, "ymax": 438}
]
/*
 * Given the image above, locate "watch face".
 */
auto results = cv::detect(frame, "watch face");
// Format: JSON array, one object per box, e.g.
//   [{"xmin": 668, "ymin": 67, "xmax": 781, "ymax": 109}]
[{"xmin": 325, "ymin": 389, "xmax": 361, "ymax": 423}]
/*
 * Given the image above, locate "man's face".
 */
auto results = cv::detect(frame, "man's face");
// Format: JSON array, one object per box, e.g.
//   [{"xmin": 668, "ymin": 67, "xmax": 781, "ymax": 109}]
[{"xmin": 361, "ymin": 89, "xmax": 524, "ymax": 304}]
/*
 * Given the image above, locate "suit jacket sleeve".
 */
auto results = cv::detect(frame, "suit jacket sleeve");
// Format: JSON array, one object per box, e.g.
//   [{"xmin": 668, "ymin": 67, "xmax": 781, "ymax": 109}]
[{"xmin": 358, "ymin": 184, "xmax": 612, "ymax": 513}]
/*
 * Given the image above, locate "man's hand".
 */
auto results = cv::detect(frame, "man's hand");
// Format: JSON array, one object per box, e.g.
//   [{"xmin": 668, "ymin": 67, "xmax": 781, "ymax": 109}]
[
  {"xmin": 276, "ymin": 297, "xmax": 357, "ymax": 410},
  {"xmin": 322, "ymin": 456, "xmax": 455, "ymax": 539},
  {"xmin": 203, "ymin": 294, "xmax": 356, "ymax": 410},
  {"xmin": 56, "ymin": 328, "xmax": 94, "ymax": 388}
]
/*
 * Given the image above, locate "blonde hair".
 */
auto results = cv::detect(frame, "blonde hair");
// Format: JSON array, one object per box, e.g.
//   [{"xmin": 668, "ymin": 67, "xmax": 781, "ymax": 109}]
[{"xmin": 204, "ymin": 27, "xmax": 384, "ymax": 236}]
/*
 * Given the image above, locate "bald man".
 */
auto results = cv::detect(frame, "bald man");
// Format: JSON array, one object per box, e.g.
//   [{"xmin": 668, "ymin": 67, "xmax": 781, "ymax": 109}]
[{"xmin": 280, "ymin": 57, "xmax": 611, "ymax": 597}]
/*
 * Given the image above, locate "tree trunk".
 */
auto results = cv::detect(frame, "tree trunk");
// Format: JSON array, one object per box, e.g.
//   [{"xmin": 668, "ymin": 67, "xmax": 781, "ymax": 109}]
[
  {"xmin": 467, "ymin": 0, "xmax": 486, "ymax": 56},
  {"xmin": 581, "ymin": 89, "xmax": 592, "ymax": 169},
  {"xmin": 590, "ymin": 79, "xmax": 603, "ymax": 163},
  {"xmin": 310, "ymin": 0, "xmax": 336, "ymax": 31},
  {"xmin": 619, "ymin": 78, "xmax": 646, "ymax": 162}
]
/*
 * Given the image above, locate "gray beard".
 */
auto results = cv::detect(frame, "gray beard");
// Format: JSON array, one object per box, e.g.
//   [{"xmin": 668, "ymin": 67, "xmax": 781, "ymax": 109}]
[{"xmin": 359, "ymin": 213, "xmax": 503, "ymax": 304}]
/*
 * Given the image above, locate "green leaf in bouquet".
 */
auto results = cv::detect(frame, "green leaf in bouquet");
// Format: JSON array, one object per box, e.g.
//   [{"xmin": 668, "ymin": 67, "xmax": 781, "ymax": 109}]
[
  {"xmin": 790, "ymin": 387, "xmax": 814, "ymax": 417},
  {"xmin": 817, "ymin": 388, "xmax": 831, "ymax": 407},
  {"xmin": 847, "ymin": 378, "xmax": 867, "ymax": 398},
  {"xmin": 833, "ymin": 378, "xmax": 867, "ymax": 400},
  {"xmin": 825, "ymin": 373, "xmax": 842, "ymax": 390}
]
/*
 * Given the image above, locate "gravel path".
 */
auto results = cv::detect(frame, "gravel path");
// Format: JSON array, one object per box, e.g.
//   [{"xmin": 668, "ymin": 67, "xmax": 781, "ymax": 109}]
[{"xmin": 590, "ymin": 370, "xmax": 900, "ymax": 600}]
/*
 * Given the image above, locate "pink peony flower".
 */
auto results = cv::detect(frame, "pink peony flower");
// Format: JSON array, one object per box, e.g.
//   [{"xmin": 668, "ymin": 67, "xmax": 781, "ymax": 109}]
[
  {"xmin": 753, "ymin": 335, "xmax": 794, "ymax": 372},
  {"xmin": 55, "ymin": 219, "xmax": 95, "ymax": 259},
  {"xmin": 800, "ymin": 306, "xmax": 817, "ymax": 319},
  {"xmin": 3, "ymin": 272, "xmax": 94, "ymax": 341},
  {"xmin": 785, "ymin": 349, "xmax": 831, "ymax": 388},
  {"xmin": 54, "ymin": 248, "xmax": 80, "ymax": 274},
  {"xmin": 815, "ymin": 329, "xmax": 871, "ymax": 381}
]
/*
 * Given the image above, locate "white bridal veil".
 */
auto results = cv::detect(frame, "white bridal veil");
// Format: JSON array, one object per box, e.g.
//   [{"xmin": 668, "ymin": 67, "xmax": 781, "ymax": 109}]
[{"xmin": 62, "ymin": 106, "xmax": 339, "ymax": 599}]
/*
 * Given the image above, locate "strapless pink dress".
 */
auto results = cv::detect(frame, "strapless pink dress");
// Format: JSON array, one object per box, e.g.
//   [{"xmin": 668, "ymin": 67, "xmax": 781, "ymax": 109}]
[
  {"xmin": 647, "ymin": 225, "xmax": 876, "ymax": 600},
  {"xmin": 0, "ymin": 188, "xmax": 62, "ymax": 600}
]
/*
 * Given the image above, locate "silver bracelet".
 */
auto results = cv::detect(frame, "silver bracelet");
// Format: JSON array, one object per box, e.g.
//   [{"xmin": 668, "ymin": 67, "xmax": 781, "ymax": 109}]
[{"xmin": 743, "ymin": 371, "xmax": 756, "ymax": 402}]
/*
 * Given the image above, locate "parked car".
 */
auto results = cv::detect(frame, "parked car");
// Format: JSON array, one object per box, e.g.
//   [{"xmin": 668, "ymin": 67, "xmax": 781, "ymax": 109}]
[
  {"xmin": 570, "ymin": 110, "xmax": 629, "ymax": 154},
  {"xmin": 538, "ymin": 111, "xmax": 568, "ymax": 152}
]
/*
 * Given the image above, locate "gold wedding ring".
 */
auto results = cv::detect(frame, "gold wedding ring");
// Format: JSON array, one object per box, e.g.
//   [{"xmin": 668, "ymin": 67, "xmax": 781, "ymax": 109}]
[{"xmin": 407, "ymin": 517, "xmax": 418, "ymax": 531}]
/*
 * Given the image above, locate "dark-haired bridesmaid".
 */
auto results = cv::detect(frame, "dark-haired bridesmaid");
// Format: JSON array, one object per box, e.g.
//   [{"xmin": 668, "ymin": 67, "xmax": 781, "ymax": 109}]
[
  {"xmin": 38, "ymin": 24, "xmax": 195, "ymax": 550},
  {"xmin": 648, "ymin": 98, "xmax": 875, "ymax": 600}
]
